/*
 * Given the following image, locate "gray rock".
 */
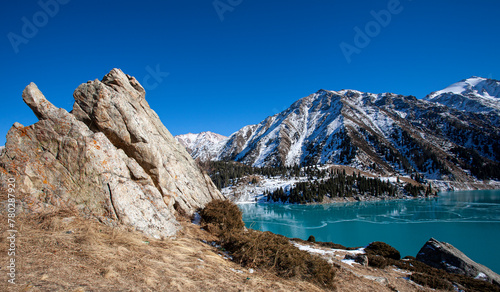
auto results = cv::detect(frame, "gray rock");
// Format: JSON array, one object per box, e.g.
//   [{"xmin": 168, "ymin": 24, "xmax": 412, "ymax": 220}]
[
  {"xmin": 344, "ymin": 253, "xmax": 368, "ymax": 266},
  {"xmin": 0, "ymin": 69, "xmax": 223, "ymax": 238},
  {"xmin": 72, "ymin": 69, "xmax": 222, "ymax": 214},
  {"xmin": 416, "ymin": 238, "xmax": 500, "ymax": 286}
]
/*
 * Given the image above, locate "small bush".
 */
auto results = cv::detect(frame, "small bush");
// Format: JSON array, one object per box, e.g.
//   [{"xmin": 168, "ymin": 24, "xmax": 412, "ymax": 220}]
[
  {"xmin": 410, "ymin": 273, "xmax": 454, "ymax": 290},
  {"xmin": 452, "ymin": 275, "xmax": 500, "ymax": 292},
  {"xmin": 394, "ymin": 258, "xmax": 500, "ymax": 292},
  {"xmin": 200, "ymin": 199, "xmax": 336, "ymax": 289},
  {"xmin": 225, "ymin": 230, "xmax": 336, "ymax": 288},
  {"xmin": 307, "ymin": 235, "xmax": 316, "ymax": 243},
  {"xmin": 199, "ymin": 199, "xmax": 244, "ymax": 236},
  {"xmin": 306, "ymin": 256, "xmax": 337, "ymax": 287},
  {"xmin": 365, "ymin": 241, "xmax": 401, "ymax": 260},
  {"xmin": 367, "ymin": 254, "xmax": 389, "ymax": 269}
]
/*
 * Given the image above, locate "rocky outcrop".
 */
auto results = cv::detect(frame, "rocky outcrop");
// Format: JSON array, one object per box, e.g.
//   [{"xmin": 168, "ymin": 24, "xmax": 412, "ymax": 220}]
[
  {"xmin": 72, "ymin": 69, "xmax": 222, "ymax": 214},
  {"xmin": 344, "ymin": 253, "xmax": 368, "ymax": 266},
  {"xmin": 0, "ymin": 69, "xmax": 223, "ymax": 238},
  {"xmin": 416, "ymin": 238, "xmax": 500, "ymax": 286}
]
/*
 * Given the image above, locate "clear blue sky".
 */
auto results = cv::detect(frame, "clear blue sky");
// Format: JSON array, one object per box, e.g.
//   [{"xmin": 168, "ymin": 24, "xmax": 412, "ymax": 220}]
[{"xmin": 1, "ymin": 0, "xmax": 499, "ymax": 145}]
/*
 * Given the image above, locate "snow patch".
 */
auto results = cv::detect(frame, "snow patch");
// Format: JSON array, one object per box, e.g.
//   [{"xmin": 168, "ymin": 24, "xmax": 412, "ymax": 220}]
[
  {"xmin": 292, "ymin": 242, "xmax": 365, "ymax": 256},
  {"xmin": 475, "ymin": 272, "xmax": 488, "ymax": 281}
]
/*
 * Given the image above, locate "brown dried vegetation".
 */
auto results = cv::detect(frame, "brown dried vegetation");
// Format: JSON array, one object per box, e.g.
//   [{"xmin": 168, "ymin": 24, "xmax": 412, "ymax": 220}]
[
  {"xmin": 200, "ymin": 199, "xmax": 337, "ymax": 289},
  {"xmin": 365, "ymin": 247, "xmax": 500, "ymax": 292},
  {"xmin": 0, "ymin": 208, "xmax": 325, "ymax": 291}
]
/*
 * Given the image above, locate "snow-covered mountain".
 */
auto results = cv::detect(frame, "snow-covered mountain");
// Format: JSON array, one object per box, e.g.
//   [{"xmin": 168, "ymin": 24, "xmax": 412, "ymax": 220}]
[
  {"xmin": 425, "ymin": 77, "xmax": 500, "ymax": 114},
  {"xmin": 175, "ymin": 131, "xmax": 228, "ymax": 161},
  {"xmin": 181, "ymin": 78, "xmax": 500, "ymax": 183}
]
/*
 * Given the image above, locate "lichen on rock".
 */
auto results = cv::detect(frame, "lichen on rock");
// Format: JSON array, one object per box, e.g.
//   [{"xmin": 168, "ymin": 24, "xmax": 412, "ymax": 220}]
[{"xmin": 0, "ymin": 69, "xmax": 223, "ymax": 238}]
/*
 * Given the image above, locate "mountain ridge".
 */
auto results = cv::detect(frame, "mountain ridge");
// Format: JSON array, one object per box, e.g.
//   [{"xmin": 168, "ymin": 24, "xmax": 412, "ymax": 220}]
[
  {"xmin": 179, "ymin": 77, "xmax": 500, "ymax": 189},
  {"xmin": 175, "ymin": 131, "xmax": 228, "ymax": 161}
]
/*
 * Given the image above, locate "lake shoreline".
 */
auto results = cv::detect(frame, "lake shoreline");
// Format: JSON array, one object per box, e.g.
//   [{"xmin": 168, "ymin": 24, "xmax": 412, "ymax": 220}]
[
  {"xmin": 223, "ymin": 172, "xmax": 500, "ymax": 205},
  {"xmin": 239, "ymin": 189, "xmax": 500, "ymax": 275}
]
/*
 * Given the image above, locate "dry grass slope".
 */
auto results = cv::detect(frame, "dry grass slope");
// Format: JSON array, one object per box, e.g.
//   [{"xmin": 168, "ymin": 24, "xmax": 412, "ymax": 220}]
[{"xmin": 0, "ymin": 209, "xmax": 325, "ymax": 292}]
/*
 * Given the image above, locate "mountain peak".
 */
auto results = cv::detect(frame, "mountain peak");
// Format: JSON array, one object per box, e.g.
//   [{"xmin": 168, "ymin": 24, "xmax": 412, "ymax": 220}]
[
  {"xmin": 426, "ymin": 76, "xmax": 500, "ymax": 100},
  {"xmin": 176, "ymin": 131, "xmax": 228, "ymax": 145},
  {"xmin": 175, "ymin": 131, "xmax": 228, "ymax": 159},
  {"xmin": 424, "ymin": 76, "xmax": 500, "ymax": 114}
]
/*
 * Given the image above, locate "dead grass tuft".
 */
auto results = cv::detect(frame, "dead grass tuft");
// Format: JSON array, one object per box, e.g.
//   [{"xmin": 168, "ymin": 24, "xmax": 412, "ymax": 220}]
[{"xmin": 32, "ymin": 208, "xmax": 79, "ymax": 231}]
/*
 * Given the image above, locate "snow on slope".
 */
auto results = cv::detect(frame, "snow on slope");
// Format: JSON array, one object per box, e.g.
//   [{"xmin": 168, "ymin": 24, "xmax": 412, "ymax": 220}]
[
  {"xmin": 222, "ymin": 175, "xmax": 309, "ymax": 204},
  {"xmin": 181, "ymin": 78, "xmax": 500, "ymax": 185},
  {"xmin": 175, "ymin": 131, "xmax": 228, "ymax": 160},
  {"xmin": 425, "ymin": 77, "xmax": 500, "ymax": 114},
  {"xmin": 175, "ymin": 133, "xmax": 199, "ymax": 148},
  {"xmin": 200, "ymin": 86, "xmax": 497, "ymax": 170},
  {"xmin": 214, "ymin": 90, "xmax": 353, "ymax": 167},
  {"xmin": 427, "ymin": 77, "xmax": 500, "ymax": 98}
]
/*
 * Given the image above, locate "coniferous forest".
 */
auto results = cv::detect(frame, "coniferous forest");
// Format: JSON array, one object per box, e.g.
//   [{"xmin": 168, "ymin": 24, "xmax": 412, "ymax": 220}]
[
  {"xmin": 265, "ymin": 170, "xmax": 396, "ymax": 204},
  {"xmin": 199, "ymin": 161, "xmax": 434, "ymax": 204}
]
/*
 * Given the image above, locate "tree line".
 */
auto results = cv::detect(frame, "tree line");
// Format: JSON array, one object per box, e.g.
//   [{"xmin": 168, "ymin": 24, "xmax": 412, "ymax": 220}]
[
  {"xmin": 199, "ymin": 160, "xmax": 306, "ymax": 190},
  {"xmin": 200, "ymin": 160, "xmax": 435, "ymax": 204},
  {"xmin": 265, "ymin": 169, "xmax": 400, "ymax": 204}
]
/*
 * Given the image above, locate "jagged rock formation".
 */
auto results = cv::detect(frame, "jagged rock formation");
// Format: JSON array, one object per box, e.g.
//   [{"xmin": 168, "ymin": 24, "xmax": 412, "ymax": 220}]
[
  {"xmin": 0, "ymin": 69, "xmax": 223, "ymax": 238},
  {"xmin": 187, "ymin": 81, "xmax": 500, "ymax": 188},
  {"xmin": 417, "ymin": 238, "xmax": 500, "ymax": 286}
]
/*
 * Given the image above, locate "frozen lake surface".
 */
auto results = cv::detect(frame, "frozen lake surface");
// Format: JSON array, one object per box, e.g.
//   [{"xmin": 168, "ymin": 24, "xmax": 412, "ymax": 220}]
[{"xmin": 239, "ymin": 189, "xmax": 500, "ymax": 273}]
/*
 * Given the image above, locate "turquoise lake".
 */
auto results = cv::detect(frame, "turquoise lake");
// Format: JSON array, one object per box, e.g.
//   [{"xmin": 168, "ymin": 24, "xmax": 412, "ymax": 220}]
[{"xmin": 239, "ymin": 189, "xmax": 500, "ymax": 274}]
